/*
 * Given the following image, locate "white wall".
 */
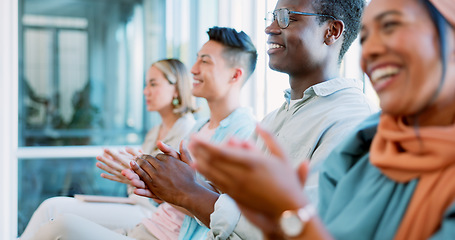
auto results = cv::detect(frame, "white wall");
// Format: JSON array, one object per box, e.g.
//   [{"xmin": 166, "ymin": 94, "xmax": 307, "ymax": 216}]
[{"xmin": 0, "ymin": 0, "xmax": 19, "ymax": 238}]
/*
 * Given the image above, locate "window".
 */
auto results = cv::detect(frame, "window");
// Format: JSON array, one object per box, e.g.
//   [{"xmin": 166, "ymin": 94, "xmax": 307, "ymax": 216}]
[
  {"xmin": 18, "ymin": 0, "xmax": 146, "ymax": 234},
  {"xmin": 15, "ymin": 0, "xmax": 223, "ymax": 236},
  {"xmin": 20, "ymin": 9, "xmax": 145, "ymax": 148}
]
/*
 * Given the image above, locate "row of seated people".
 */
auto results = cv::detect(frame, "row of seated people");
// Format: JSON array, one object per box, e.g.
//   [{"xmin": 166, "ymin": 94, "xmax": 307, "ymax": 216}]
[{"xmin": 19, "ymin": 0, "xmax": 455, "ymax": 239}]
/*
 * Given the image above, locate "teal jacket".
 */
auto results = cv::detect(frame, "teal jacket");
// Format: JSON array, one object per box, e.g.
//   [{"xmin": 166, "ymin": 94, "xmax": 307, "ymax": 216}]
[{"xmin": 319, "ymin": 112, "xmax": 455, "ymax": 240}]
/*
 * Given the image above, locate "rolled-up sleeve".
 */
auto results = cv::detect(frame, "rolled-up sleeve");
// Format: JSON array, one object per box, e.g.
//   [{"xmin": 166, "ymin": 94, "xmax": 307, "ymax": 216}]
[{"xmin": 208, "ymin": 194, "xmax": 263, "ymax": 240}]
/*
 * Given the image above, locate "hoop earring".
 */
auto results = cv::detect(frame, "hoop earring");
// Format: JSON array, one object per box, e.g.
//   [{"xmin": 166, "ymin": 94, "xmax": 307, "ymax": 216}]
[{"xmin": 172, "ymin": 97, "xmax": 180, "ymax": 107}]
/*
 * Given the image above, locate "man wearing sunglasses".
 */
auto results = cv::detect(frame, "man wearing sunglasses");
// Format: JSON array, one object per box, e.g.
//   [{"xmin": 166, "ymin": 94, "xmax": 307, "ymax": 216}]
[{"xmin": 206, "ymin": 0, "xmax": 377, "ymax": 239}]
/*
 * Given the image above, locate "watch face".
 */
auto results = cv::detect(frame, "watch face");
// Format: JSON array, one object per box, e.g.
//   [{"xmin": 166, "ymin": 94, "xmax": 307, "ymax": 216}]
[{"xmin": 280, "ymin": 212, "xmax": 304, "ymax": 237}]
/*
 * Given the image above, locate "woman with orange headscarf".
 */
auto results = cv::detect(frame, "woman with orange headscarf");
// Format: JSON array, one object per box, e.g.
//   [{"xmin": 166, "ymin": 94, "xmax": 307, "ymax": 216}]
[{"xmin": 188, "ymin": 0, "xmax": 455, "ymax": 239}]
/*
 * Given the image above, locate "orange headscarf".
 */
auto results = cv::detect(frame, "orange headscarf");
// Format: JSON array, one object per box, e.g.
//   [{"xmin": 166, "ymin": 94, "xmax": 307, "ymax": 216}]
[
  {"xmin": 370, "ymin": 1, "xmax": 455, "ymax": 239},
  {"xmin": 371, "ymin": 115, "xmax": 455, "ymax": 239}
]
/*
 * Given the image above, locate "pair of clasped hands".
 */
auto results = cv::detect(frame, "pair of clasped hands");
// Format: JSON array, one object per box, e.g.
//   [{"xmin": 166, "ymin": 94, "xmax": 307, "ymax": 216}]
[
  {"xmin": 96, "ymin": 139, "xmax": 200, "ymax": 207},
  {"xmin": 96, "ymin": 126, "xmax": 310, "ymax": 233}
]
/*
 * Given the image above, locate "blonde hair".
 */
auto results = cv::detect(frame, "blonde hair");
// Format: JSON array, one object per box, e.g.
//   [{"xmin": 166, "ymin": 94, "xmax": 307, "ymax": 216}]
[{"xmin": 152, "ymin": 59, "xmax": 198, "ymax": 115}]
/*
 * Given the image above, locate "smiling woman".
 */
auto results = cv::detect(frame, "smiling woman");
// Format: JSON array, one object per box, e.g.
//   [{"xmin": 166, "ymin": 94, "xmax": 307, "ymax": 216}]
[{"xmin": 360, "ymin": 0, "xmax": 450, "ymax": 119}]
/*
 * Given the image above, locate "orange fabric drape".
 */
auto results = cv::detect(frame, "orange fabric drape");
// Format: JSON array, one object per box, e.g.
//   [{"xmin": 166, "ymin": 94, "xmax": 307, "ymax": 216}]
[{"xmin": 370, "ymin": 114, "xmax": 455, "ymax": 240}]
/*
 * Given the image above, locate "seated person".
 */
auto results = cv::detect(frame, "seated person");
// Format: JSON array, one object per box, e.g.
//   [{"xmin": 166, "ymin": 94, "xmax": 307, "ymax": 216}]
[
  {"xmin": 125, "ymin": 26, "xmax": 259, "ymax": 240},
  {"xmin": 19, "ymin": 58, "xmax": 197, "ymax": 239},
  {"xmin": 189, "ymin": 0, "xmax": 455, "ymax": 239}
]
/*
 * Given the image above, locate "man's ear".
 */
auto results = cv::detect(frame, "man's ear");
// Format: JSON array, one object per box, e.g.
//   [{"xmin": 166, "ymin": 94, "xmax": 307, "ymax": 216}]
[
  {"xmin": 324, "ymin": 20, "xmax": 344, "ymax": 46},
  {"xmin": 230, "ymin": 67, "xmax": 245, "ymax": 84}
]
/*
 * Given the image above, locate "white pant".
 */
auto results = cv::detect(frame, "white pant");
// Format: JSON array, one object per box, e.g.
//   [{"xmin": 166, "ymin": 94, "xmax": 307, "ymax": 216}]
[
  {"xmin": 22, "ymin": 213, "xmax": 159, "ymax": 240},
  {"xmin": 20, "ymin": 196, "xmax": 157, "ymax": 240}
]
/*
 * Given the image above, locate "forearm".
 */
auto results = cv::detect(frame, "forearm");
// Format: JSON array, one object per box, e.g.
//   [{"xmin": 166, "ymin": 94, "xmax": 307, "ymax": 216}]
[
  {"xmin": 297, "ymin": 217, "xmax": 333, "ymax": 240},
  {"xmin": 248, "ymin": 190, "xmax": 332, "ymax": 240},
  {"xmin": 181, "ymin": 184, "xmax": 220, "ymax": 226},
  {"xmin": 264, "ymin": 208, "xmax": 333, "ymax": 240},
  {"xmin": 279, "ymin": 217, "xmax": 332, "ymax": 240},
  {"xmin": 198, "ymin": 178, "xmax": 217, "ymax": 192},
  {"xmin": 171, "ymin": 179, "xmax": 216, "ymax": 218}
]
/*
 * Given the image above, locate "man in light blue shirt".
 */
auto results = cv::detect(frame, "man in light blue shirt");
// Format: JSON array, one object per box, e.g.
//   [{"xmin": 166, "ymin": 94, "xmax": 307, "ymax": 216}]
[{"xmin": 129, "ymin": 26, "xmax": 258, "ymax": 240}]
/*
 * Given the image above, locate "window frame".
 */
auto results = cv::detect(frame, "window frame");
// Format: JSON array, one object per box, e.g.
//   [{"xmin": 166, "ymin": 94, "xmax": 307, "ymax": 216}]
[{"xmin": 0, "ymin": 0, "xmax": 19, "ymax": 238}]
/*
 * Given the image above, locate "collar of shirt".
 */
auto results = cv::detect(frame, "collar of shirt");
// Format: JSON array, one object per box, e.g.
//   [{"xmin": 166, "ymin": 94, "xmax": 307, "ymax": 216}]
[
  {"xmin": 218, "ymin": 107, "xmax": 252, "ymax": 128},
  {"xmin": 283, "ymin": 78, "xmax": 363, "ymax": 109}
]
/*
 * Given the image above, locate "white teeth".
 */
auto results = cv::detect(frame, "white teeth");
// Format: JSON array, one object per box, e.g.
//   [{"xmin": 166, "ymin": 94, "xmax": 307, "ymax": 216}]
[
  {"xmin": 371, "ymin": 66, "xmax": 400, "ymax": 83},
  {"xmin": 268, "ymin": 43, "xmax": 284, "ymax": 49},
  {"xmin": 193, "ymin": 79, "xmax": 202, "ymax": 84}
]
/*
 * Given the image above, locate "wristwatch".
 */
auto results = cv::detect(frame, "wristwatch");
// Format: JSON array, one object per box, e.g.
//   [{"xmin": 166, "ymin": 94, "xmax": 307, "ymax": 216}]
[{"xmin": 279, "ymin": 204, "xmax": 316, "ymax": 237}]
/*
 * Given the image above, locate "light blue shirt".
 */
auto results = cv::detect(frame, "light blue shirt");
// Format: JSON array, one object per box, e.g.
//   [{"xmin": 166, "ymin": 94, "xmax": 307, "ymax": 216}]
[
  {"xmin": 178, "ymin": 107, "xmax": 257, "ymax": 240},
  {"xmin": 190, "ymin": 107, "xmax": 257, "ymax": 144}
]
